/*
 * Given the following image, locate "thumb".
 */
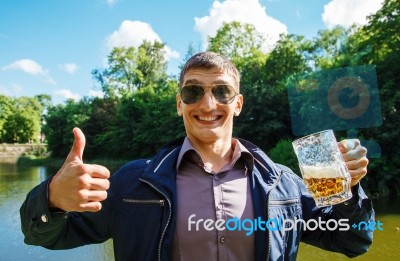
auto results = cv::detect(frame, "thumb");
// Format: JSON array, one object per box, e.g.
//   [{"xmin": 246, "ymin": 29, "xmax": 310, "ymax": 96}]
[{"xmin": 66, "ymin": 127, "xmax": 86, "ymax": 162}]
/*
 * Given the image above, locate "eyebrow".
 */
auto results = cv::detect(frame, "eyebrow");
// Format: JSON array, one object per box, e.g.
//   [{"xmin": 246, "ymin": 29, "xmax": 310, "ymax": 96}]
[
  {"xmin": 184, "ymin": 79, "xmax": 202, "ymax": 85},
  {"xmin": 183, "ymin": 79, "xmax": 231, "ymax": 85}
]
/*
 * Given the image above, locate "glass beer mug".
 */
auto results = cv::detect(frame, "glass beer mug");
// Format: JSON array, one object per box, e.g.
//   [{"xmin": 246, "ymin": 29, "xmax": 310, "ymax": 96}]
[{"xmin": 292, "ymin": 130, "xmax": 352, "ymax": 207}]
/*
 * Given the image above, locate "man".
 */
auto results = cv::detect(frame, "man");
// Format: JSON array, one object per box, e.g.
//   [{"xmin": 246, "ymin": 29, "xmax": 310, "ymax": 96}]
[{"xmin": 20, "ymin": 52, "xmax": 373, "ymax": 261}]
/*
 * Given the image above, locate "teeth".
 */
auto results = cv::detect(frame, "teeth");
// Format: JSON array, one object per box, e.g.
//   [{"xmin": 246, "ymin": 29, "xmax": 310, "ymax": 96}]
[{"xmin": 198, "ymin": 115, "xmax": 218, "ymax": 121}]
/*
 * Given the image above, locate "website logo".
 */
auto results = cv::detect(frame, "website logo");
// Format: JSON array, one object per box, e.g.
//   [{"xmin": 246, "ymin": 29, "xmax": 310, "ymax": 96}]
[{"xmin": 188, "ymin": 214, "xmax": 383, "ymax": 236}]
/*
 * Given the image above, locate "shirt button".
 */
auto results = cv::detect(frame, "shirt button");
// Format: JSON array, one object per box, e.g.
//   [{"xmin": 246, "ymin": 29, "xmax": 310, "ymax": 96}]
[
  {"xmin": 217, "ymin": 204, "xmax": 223, "ymax": 210},
  {"xmin": 214, "ymin": 176, "xmax": 219, "ymax": 181},
  {"xmin": 220, "ymin": 236, "xmax": 226, "ymax": 244},
  {"xmin": 41, "ymin": 214, "xmax": 48, "ymax": 223}
]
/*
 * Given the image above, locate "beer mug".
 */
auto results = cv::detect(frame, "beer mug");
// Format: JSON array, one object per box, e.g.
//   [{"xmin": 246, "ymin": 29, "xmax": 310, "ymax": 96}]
[{"xmin": 292, "ymin": 130, "xmax": 352, "ymax": 207}]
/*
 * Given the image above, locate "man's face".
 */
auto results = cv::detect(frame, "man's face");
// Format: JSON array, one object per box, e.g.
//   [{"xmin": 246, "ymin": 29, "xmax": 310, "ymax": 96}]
[{"xmin": 176, "ymin": 67, "xmax": 243, "ymax": 145}]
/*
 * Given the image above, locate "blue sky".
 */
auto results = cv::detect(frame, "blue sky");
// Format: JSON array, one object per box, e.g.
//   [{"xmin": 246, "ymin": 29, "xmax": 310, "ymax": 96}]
[{"xmin": 0, "ymin": 0, "xmax": 384, "ymax": 104}]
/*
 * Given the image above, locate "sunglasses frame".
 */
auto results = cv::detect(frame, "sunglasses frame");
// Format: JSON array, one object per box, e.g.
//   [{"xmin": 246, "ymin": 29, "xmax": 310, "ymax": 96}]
[{"xmin": 180, "ymin": 84, "xmax": 239, "ymax": 105}]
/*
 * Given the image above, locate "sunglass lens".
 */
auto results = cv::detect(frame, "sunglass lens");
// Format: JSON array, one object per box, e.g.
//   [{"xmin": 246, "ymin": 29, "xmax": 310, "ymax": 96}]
[
  {"xmin": 181, "ymin": 85, "xmax": 204, "ymax": 104},
  {"xmin": 212, "ymin": 85, "xmax": 236, "ymax": 104}
]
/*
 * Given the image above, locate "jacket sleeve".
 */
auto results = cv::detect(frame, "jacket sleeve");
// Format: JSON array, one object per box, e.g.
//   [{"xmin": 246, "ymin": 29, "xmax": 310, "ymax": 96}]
[
  {"xmin": 299, "ymin": 178, "xmax": 375, "ymax": 258},
  {"xmin": 19, "ymin": 177, "xmax": 111, "ymax": 249}
]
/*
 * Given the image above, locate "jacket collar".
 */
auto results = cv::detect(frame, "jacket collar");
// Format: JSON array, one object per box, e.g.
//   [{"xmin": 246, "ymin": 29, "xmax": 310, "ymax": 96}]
[
  {"xmin": 139, "ymin": 137, "xmax": 184, "ymax": 200},
  {"xmin": 140, "ymin": 137, "xmax": 283, "ymax": 198},
  {"xmin": 238, "ymin": 138, "xmax": 283, "ymax": 193}
]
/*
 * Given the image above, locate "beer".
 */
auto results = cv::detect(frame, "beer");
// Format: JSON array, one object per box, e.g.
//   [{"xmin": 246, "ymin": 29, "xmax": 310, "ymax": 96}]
[
  {"xmin": 301, "ymin": 165, "xmax": 351, "ymax": 202},
  {"xmin": 304, "ymin": 177, "xmax": 347, "ymax": 197}
]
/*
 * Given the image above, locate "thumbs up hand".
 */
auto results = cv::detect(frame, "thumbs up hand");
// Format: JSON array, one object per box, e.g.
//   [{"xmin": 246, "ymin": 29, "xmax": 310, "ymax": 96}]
[{"xmin": 48, "ymin": 128, "xmax": 110, "ymax": 212}]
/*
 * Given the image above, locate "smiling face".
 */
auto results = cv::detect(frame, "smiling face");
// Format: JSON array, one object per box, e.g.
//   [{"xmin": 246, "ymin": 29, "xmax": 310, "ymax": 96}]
[{"xmin": 176, "ymin": 67, "xmax": 243, "ymax": 145}]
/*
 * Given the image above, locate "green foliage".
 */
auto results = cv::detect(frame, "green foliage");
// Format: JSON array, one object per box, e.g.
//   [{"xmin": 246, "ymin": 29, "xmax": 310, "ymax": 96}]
[
  {"xmin": 345, "ymin": 0, "xmax": 400, "ymax": 197},
  {"xmin": 43, "ymin": 99, "xmax": 91, "ymax": 157},
  {"xmin": 268, "ymin": 139, "xmax": 301, "ymax": 176},
  {"xmin": 92, "ymin": 41, "xmax": 168, "ymax": 97},
  {"xmin": 208, "ymin": 21, "xmax": 266, "ymax": 65},
  {"xmin": 0, "ymin": 95, "xmax": 13, "ymax": 142},
  {"xmin": 0, "ymin": 95, "xmax": 46, "ymax": 143},
  {"xmin": 233, "ymin": 34, "xmax": 312, "ymax": 151},
  {"xmin": 43, "ymin": 82, "xmax": 185, "ymax": 160}
]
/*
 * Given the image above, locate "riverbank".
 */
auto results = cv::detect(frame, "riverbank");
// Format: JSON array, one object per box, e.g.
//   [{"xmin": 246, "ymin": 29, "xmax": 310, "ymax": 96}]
[
  {"xmin": 0, "ymin": 143, "xmax": 47, "ymax": 158},
  {"xmin": 16, "ymin": 156, "xmax": 130, "ymax": 172}
]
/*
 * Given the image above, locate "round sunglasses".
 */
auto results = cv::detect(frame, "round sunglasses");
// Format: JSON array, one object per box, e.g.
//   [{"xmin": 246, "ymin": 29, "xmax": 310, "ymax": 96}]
[{"xmin": 180, "ymin": 84, "xmax": 239, "ymax": 104}]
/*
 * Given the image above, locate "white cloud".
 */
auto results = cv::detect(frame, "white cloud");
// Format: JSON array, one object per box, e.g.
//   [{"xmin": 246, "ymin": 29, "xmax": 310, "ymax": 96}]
[
  {"xmin": 194, "ymin": 0, "xmax": 287, "ymax": 51},
  {"xmin": 54, "ymin": 89, "xmax": 81, "ymax": 101},
  {"xmin": 323, "ymin": 0, "xmax": 384, "ymax": 28},
  {"xmin": 106, "ymin": 20, "xmax": 180, "ymax": 60},
  {"xmin": 2, "ymin": 59, "xmax": 56, "ymax": 84},
  {"xmin": 88, "ymin": 89, "xmax": 104, "ymax": 98},
  {"xmin": 59, "ymin": 63, "xmax": 79, "ymax": 75}
]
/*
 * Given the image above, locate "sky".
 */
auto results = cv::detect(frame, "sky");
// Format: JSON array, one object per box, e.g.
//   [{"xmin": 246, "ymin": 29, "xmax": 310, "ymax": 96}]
[{"xmin": 0, "ymin": 0, "xmax": 384, "ymax": 104}]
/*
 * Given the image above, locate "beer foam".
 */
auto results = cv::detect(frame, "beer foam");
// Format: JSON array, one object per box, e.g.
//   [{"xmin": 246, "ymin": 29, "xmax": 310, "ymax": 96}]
[{"xmin": 301, "ymin": 164, "xmax": 346, "ymax": 179}]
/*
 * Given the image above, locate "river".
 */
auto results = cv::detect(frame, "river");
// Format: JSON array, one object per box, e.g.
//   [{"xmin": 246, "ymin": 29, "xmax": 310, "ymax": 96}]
[{"xmin": 0, "ymin": 158, "xmax": 399, "ymax": 260}]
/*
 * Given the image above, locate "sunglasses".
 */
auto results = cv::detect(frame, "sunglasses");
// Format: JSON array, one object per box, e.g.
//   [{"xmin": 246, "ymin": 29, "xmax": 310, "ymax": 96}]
[{"xmin": 180, "ymin": 84, "xmax": 239, "ymax": 105}]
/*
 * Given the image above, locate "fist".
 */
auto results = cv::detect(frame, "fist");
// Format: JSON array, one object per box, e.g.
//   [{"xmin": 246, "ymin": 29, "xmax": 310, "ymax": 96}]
[
  {"xmin": 338, "ymin": 139, "xmax": 369, "ymax": 187},
  {"xmin": 48, "ymin": 128, "xmax": 110, "ymax": 212}
]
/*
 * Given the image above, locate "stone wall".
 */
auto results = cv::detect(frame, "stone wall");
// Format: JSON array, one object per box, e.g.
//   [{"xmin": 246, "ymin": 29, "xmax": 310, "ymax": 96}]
[{"xmin": 0, "ymin": 144, "xmax": 47, "ymax": 157}]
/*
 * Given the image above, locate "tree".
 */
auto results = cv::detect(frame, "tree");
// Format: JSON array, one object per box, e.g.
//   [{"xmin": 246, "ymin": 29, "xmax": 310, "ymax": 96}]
[
  {"xmin": 178, "ymin": 42, "xmax": 202, "ymax": 71},
  {"xmin": 208, "ymin": 21, "xmax": 266, "ymax": 66},
  {"xmin": 92, "ymin": 80, "xmax": 184, "ymax": 159},
  {"xmin": 347, "ymin": 0, "xmax": 400, "ymax": 196},
  {"xmin": 92, "ymin": 41, "xmax": 168, "ymax": 97},
  {"xmin": 0, "ymin": 96, "xmax": 44, "ymax": 143},
  {"xmin": 311, "ymin": 26, "xmax": 356, "ymax": 69},
  {"xmin": 0, "ymin": 95, "xmax": 13, "ymax": 143},
  {"xmin": 44, "ymin": 99, "xmax": 91, "ymax": 157}
]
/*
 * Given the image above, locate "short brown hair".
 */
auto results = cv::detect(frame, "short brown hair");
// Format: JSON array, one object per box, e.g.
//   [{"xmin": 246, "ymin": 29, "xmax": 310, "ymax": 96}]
[{"xmin": 179, "ymin": 51, "xmax": 240, "ymax": 89}]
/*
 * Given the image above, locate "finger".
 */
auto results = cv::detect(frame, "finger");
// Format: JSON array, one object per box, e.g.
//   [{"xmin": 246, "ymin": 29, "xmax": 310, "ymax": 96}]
[
  {"xmin": 88, "ymin": 164, "xmax": 111, "ymax": 179},
  {"xmin": 349, "ymin": 169, "xmax": 367, "ymax": 187},
  {"xmin": 76, "ymin": 164, "xmax": 110, "ymax": 179},
  {"xmin": 78, "ymin": 201, "xmax": 103, "ymax": 212},
  {"xmin": 89, "ymin": 178, "xmax": 110, "ymax": 191},
  {"xmin": 86, "ymin": 190, "xmax": 108, "ymax": 202},
  {"xmin": 350, "ymin": 174, "xmax": 366, "ymax": 187},
  {"xmin": 345, "ymin": 157, "xmax": 369, "ymax": 171},
  {"xmin": 66, "ymin": 127, "xmax": 86, "ymax": 162},
  {"xmin": 342, "ymin": 146, "xmax": 368, "ymax": 161},
  {"xmin": 338, "ymin": 139, "xmax": 360, "ymax": 153}
]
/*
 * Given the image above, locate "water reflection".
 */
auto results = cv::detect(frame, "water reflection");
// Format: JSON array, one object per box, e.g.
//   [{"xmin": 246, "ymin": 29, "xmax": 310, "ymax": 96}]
[{"xmin": 0, "ymin": 158, "xmax": 114, "ymax": 261}]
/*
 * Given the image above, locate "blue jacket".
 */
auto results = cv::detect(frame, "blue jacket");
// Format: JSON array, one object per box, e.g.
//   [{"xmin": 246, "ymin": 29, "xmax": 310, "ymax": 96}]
[{"xmin": 20, "ymin": 138, "xmax": 374, "ymax": 261}]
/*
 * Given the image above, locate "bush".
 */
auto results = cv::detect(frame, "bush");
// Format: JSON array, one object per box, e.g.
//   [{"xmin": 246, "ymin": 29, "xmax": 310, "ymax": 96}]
[{"xmin": 268, "ymin": 139, "xmax": 301, "ymax": 176}]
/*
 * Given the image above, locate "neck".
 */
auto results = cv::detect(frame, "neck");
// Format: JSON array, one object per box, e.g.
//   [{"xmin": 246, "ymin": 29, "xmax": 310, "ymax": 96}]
[{"xmin": 187, "ymin": 136, "xmax": 234, "ymax": 173}]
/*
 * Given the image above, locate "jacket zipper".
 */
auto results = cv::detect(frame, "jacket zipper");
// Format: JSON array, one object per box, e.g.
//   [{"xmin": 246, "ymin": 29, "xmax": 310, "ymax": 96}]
[
  {"xmin": 139, "ymin": 178, "xmax": 171, "ymax": 261},
  {"xmin": 122, "ymin": 198, "xmax": 165, "ymax": 206},
  {"xmin": 265, "ymin": 170, "xmax": 285, "ymax": 261},
  {"xmin": 269, "ymin": 199, "xmax": 299, "ymax": 206}
]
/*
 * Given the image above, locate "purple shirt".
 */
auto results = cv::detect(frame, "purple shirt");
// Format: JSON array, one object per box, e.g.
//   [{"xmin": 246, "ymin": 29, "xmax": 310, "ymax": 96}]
[{"xmin": 170, "ymin": 138, "xmax": 255, "ymax": 261}]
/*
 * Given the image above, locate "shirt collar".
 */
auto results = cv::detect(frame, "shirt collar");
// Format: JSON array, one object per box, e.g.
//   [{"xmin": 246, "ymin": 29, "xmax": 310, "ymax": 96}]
[{"xmin": 176, "ymin": 137, "xmax": 254, "ymax": 175}]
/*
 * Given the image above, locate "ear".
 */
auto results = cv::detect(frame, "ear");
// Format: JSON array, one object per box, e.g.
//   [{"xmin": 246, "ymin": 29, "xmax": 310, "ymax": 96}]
[
  {"xmin": 234, "ymin": 94, "xmax": 243, "ymax": 116},
  {"xmin": 176, "ymin": 93, "xmax": 183, "ymax": 116}
]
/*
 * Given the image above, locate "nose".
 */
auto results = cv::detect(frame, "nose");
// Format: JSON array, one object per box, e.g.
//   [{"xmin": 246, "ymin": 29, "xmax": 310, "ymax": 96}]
[{"xmin": 198, "ymin": 89, "xmax": 217, "ymax": 110}]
